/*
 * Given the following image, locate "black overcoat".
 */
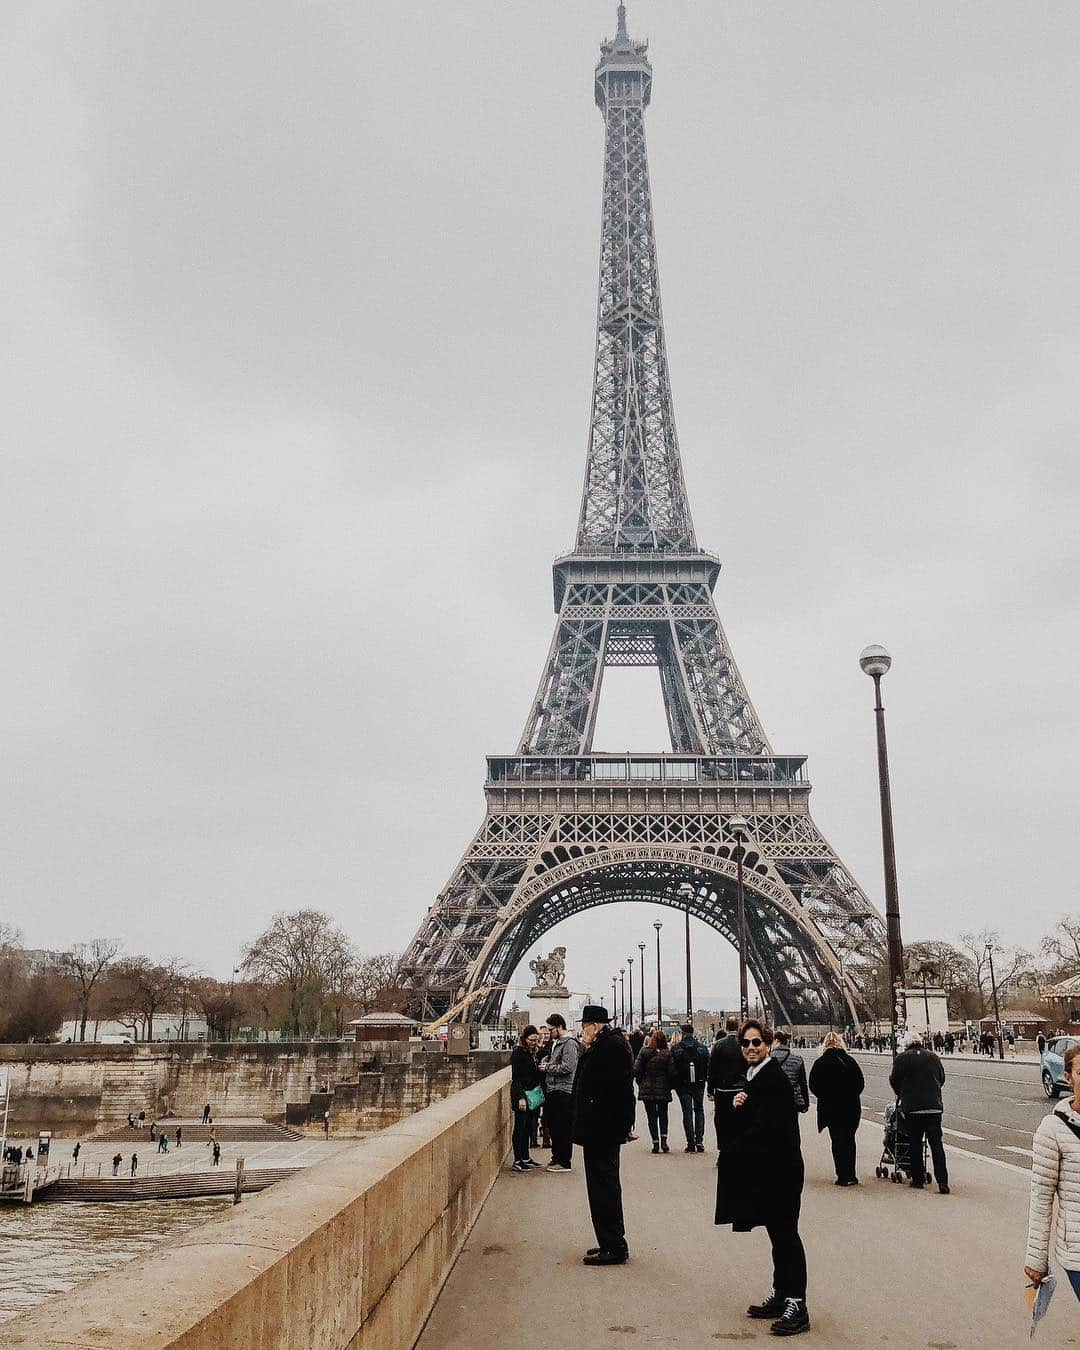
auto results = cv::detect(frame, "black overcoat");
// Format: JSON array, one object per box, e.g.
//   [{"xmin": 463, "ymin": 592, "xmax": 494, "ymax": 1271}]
[
  {"xmin": 714, "ymin": 1055, "xmax": 804, "ymax": 1232},
  {"xmin": 571, "ymin": 1026, "xmax": 636, "ymax": 1148},
  {"xmin": 807, "ymin": 1047, "xmax": 864, "ymax": 1133}
]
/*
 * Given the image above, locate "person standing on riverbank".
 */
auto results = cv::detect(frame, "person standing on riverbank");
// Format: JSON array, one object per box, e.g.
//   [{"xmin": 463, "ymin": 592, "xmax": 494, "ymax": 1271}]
[
  {"xmin": 111, "ymin": 1152, "xmax": 121, "ymax": 1176},
  {"xmin": 130, "ymin": 1153, "xmax": 138, "ymax": 1177}
]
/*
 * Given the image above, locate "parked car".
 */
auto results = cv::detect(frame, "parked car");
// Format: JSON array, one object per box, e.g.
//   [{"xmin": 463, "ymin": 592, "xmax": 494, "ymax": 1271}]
[{"xmin": 1040, "ymin": 1035, "xmax": 1079, "ymax": 1098}]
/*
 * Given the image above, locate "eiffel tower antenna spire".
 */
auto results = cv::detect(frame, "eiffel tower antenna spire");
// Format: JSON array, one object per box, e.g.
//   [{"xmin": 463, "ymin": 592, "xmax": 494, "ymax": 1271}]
[{"xmin": 396, "ymin": 15, "xmax": 888, "ymax": 1034}]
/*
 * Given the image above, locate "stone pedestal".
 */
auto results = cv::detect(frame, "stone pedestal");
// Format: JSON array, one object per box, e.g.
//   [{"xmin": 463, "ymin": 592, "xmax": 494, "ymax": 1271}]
[
  {"xmin": 529, "ymin": 988, "xmax": 571, "ymax": 1028},
  {"xmin": 903, "ymin": 986, "xmax": 949, "ymax": 1039}
]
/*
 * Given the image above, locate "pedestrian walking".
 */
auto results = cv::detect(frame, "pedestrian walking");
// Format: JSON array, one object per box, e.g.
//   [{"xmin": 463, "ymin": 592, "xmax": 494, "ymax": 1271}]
[
  {"xmin": 672, "ymin": 1022, "xmax": 709, "ymax": 1152},
  {"xmin": 149, "ymin": 1120, "xmax": 157, "ymax": 1142},
  {"xmin": 202, "ymin": 1103, "xmax": 211, "ymax": 1125},
  {"xmin": 571, "ymin": 1004, "xmax": 635, "ymax": 1266},
  {"xmin": 207, "ymin": 1125, "xmax": 218, "ymax": 1150},
  {"xmin": 112, "ymin": 1152, "xmax": 122, "ymax": 1177},
  {"xmin": 157, "ymin": 1132, "xmax": 166, "ymax": 1153},
  {"xmin": 1026, "ymin": 1042, "xmax": 1080, "ymax": 1300},
  {"xmin": 707, "ymin": 1016, "xmax": 745, "ymax": 1150},
  {"xmin": 175, "ymin": 1125, "xmax": 182, "ymax": 1148},
  {"xmin": 212, "ymin": 1141, "xmax": 221, "ymax": 1166},
  {"xmin": 130, "ymin": 1153, "xmax": 138, "ymax": 1177},
  {"xmin": 509, "ymin": 1025, "xmax": 543, "ymax": 1172},
  {"xmin": 771, "ymin": 1031, "xmax": 810, "ymax": 1116},
  {"xmin": 72, "ymin": 1141, "xmax": 81, "ymax": 1165},
  {"xmin": 808, "ymin": 1032, "xmax": 864, "ymax": 1186},
  {"xmin": 890, "ymin": 1028, "xmax": 949, "ymax": 1193},
  {"xmin": 715, "ymin": 1020, "xmax": 810, "ymax": 1337},
  {"xmin": 634, "ymin": 1029, "xmax": 678, "ymax": 1153},
  {"xmin": 629, "ymin": 1026, "xmax": 645, "ymax": 1057},
  {"xmin": 540, "ymin": 1013, "xmax": 579, "ymax": 1173}
]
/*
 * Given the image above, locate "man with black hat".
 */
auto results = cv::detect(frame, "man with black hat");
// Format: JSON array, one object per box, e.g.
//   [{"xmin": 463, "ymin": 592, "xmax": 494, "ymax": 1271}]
[{"xmin": 571, "ymin": 1003, "xmax": 636, "ymax": 1266}]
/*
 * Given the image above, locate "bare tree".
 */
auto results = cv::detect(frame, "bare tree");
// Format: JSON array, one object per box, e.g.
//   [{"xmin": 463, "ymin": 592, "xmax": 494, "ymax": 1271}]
[
  {"xmin": 354, "ymin": 953, "xmax": 402, "ymax": 1015},
  {"xmin": 958, "ymin": 930, "xmax": 1031, "ymax": 1015},
  {"xmin": 59, "ymin": 939, "xmax": 120, "ymax": 1041},
  {"xmin": 241, "ymin": 910, "xmax": 356, "ymax": 1038},
  {"xmin": 106, "ymin": 957, "xmax": 185, "ymax": 1040},
  {"xmin": 905, "ymin": 940, "xmax": 981, "ymax": 1019},
  {"xmin": 1041, "ymin": 916, "xmax": 1080, "ymax": 979},
  {"xmin": 0, "ymin": 923, "xmax": 23, "ymax": 953}
]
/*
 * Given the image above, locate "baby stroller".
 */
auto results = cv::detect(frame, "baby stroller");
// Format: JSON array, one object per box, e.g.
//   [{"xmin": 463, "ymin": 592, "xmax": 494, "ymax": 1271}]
[{"xmin": 876, "ymin": 1101, "xmax": 928, "ymax": 1183}]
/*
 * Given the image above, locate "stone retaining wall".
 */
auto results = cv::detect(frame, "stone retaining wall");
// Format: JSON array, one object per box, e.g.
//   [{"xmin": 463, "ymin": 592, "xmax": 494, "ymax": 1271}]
[
  {"xmin": 4, "ymin": 1067, "xmax": 513, "ymax": 1349},
  {"xmin": 0, "ymin": 1042, "xmax": 506, "ymax": 1137}
]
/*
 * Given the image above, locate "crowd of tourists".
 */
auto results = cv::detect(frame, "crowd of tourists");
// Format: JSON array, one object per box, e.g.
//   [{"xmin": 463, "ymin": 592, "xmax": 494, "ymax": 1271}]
[{"xmin": 509, "ymin": 1009, "xmax": 970, "ymax": 1337}]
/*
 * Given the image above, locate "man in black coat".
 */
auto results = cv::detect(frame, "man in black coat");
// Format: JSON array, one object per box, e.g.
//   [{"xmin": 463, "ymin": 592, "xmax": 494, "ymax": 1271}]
[
  {"xmin": 714, "ymin": 1019, "xmax": 810, "ymax": 1337},
  {"xmin": 571, "ymin": 1004, "xmax": 636, "ymax": 1265},
  {"xmin": 890, "ymin": 1030, "xmax": 949, "ymax": 1192},
  {"xmin": 707, "ymin": 1016, "xmax": 744, "ymax": 1149}
]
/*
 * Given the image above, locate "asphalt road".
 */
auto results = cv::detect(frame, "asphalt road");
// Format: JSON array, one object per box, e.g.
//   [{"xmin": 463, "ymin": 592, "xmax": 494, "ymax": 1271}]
[{"xmin": 852, "ymin": 1050, "xmax": 1054, "ymax": 1170}]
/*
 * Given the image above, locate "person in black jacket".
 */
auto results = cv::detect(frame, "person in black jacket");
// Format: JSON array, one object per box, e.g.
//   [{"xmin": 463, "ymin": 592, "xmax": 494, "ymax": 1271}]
[
  {"xmin": 571, "ymin": 1004, "xmax": 636, "ymax": 1265},
  {"xmin": 890, "ymin": 1030, "xmax": 949, "ymax": 1192},
  {"xmin": 808, "ymin": 1032, "xmax": 865, "ymax": 1186},
  {"xmin": 509, "ymin": 1025, "xmax": 543, "ymax": 1172},
  {"xmin": 634, "ymin": 1029, "xmax": 678, "ymax": 1153},
  {"xmin": 715, "ymin": 1019, "xmax": 810, "ymax": 1337},
  {"xmin": 707, "ymin": 1016, "xmax": 744, "ymax": 1149},
  {"xmin": 672, "ymin": 1023, "xmax": 710, "ymax": 1152}
]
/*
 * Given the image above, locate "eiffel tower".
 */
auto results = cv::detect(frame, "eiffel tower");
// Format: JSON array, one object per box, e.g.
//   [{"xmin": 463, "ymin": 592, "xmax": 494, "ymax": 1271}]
[{"xmin": 398, "ymin": 6, "xmax": 887, "ymax": 1026}]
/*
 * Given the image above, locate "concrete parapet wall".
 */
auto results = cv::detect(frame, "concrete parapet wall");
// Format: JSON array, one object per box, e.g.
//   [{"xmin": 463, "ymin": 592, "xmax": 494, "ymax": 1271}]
[{"xmin": 4, "ymin": 1067, "xmax": 513, "ymax": 1350}]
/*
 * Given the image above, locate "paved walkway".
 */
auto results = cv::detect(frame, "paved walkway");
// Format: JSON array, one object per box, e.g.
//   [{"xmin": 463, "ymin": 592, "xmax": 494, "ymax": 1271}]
[
  {"xmin": 36, "ymin": 1133, "xmax": 351, "ymax": 1181},
  {"xmin": 420, "ymin": 1107, "xmax": 1076, "ymax": 1349}
]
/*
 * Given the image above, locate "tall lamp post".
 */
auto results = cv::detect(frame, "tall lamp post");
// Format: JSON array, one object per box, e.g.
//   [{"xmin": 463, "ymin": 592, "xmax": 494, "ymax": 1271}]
[
  {"xmin": 638, "ymin": 942, "xmax": 646, "ymax": 1025},
  {"xmin": 728, "ymin": 814, "xmax": 750, "ymax": 1019},
  {"xmin": 653, "ymin": 920, "xmax": 663, "ymax": 1027},
  {"xmin": 859, "ymin": 644, "xmax": 906, "ymax": 1059},
  {"xmin": 917, "ymin": 963, "xmax": 936, "ymax": 1042},
  {"xmin": 985, "ymin": 943, "xmax": 1005, "ymax": 1060},
  {"xmin": 619, "ymin": 968, "xmax": 626, "ymax": 1027},
  {"xmin": 626, "ymin": 956, "xmax": 634, "ymax": 1030},
  {"xmin": 677, "ymin": 882, "xmax": 695, "ymax": 1022},
  {"xmin": 611, "ymin": 976, "xmax": 618, "ymax": 1023}
]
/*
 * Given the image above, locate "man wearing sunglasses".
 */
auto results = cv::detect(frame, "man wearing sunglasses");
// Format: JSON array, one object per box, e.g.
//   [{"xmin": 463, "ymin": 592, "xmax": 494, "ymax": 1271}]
[{"xmin": 714, "ymin": 1019, "xmax": 810, "ymax": 1337}]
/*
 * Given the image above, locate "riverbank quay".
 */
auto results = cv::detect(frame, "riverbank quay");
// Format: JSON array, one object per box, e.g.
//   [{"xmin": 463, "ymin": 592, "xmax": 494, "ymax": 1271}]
[
  {"xmin": 3, "ymin": 1067, "xmax": 511, "ymax": 1348},
  {"xmin": 420, "ymin": 1103, "xmax": 1066, "ymax": 1350}
]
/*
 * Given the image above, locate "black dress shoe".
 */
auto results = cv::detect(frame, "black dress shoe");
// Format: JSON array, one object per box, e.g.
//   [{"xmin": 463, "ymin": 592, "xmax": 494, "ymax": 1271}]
[
  {"xmin": 583, "ymin": 1249, "xmax": 628, "ymax": 1266},
  {"xmin": 586, "ymin": 1247, "xmax": 602, "ymax": 1256},
  {"xmin": 938, "ymin": 1183, "xmax": 950, "ymax": 1194}
]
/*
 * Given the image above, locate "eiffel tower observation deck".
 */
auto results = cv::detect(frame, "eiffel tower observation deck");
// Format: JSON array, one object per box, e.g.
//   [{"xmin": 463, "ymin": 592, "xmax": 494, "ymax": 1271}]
[{"xmin": 398, "ymin": 5, "xmax": 887, "ymax": 1026}]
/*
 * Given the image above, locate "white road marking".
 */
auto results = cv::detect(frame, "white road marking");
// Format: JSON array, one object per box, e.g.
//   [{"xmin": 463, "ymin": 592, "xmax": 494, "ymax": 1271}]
[
  {"xmin": 942, "ymin": 1127, "xmax": 984, "ymax": 1141},
  {"xmin": 1000, "ymin": 1146, "xmax": 1034, "ymax": 1157}
]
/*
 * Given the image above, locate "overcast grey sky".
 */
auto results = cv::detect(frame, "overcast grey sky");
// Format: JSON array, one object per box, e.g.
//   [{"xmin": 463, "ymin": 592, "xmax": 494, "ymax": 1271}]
[{"xmin": 3, "ymin": 2, "xmax": 1078, "ymax": 1004}]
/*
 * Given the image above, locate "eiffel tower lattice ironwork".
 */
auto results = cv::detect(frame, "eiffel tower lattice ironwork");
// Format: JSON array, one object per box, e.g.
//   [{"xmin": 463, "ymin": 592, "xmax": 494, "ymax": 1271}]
[{"xmin": 397, "ymin": 6, "xmax": 887, "ymax": 1026}]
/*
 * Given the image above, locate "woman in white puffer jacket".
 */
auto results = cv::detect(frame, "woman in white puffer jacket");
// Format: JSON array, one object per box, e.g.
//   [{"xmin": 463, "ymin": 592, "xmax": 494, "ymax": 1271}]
[{"xmin": 1025, "ymin": 1041, "xmax": 1080, "ymax": 1300}]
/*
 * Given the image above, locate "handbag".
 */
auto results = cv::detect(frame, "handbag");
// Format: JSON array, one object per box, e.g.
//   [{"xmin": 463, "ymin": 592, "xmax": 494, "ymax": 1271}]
[{"xmin": 524, "ymin": 1084, "xmax": 545, "ymax": 1111}]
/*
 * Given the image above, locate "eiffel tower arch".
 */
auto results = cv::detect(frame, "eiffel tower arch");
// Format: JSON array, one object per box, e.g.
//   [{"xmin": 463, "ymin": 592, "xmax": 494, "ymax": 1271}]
[{"xmin": 397, "ymin": 7, "xmax": 887, "ymax": 1026}]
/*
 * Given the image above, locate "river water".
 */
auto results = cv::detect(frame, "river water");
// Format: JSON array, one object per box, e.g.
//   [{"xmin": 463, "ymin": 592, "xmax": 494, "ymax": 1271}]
[{"xmin": 0, "ymin": 1196, "xmax": 232, "ymax": 1324}]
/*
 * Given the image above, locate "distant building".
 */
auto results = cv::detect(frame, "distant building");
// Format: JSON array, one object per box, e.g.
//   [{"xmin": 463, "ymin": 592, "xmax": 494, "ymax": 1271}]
[{"xmin": 60, "ymin": 1015, "xmax": 209, "ymax": 1043}]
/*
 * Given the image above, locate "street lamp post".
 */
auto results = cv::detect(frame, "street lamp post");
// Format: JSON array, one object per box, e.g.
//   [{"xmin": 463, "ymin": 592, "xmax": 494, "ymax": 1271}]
[
  {"xmin": 677, "ymin": 882, "xmax": 695, "ymax": 1022},
  {"xmin": 653, "ymin": 921, "xmax": 663, "ymax": 1027},
  {"xmin": 985, "ymin": 943, "xmax": 1005, "ymax": 1060},
  {"xmin": 612, "ymin": 976, "xmax": 618, "ymax": 1023},
  {"xmin": 627, "ymin": 957, "xmax": 634, "ymax": 1030},
  {"xmin": 917, "ymin": 963, "xmax": 936, "ymax": 1042},
  {"xmin": 619, "ymin": 968, "xmax": 626, "ymax": 1027},
  {"xmin": 728, "ymin": 815, "xmax": 750, "ymax": 1019},
  {"xmin": 638, "ymin": 942, "xmax": 646, "ymax": 1024},
  {"xmin": 860, "ymin": 644, "xmax": 906, "ymax": 1059}
]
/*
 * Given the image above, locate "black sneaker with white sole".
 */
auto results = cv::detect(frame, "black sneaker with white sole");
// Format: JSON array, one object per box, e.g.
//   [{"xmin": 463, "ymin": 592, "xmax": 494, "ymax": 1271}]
[{"xmin": 769, "ymin": 1298, "xmax": 810, "ymax": 1337}]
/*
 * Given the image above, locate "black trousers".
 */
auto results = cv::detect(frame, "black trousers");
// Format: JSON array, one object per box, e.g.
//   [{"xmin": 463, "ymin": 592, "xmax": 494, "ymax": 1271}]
[
  {"xmin": 583, "ymin": 1143, "xmax": 627, "ymax": 1256},
  {"xmin": 678, "ymin": 1085, "xmax": 706, "ymax": 1146},
  {"xmin": 766, "ymin": 1215, "xmax": 807, "ymax": 1300},
  {"xmin": 826, "ymin": 1121, "xmax": 858, "ymax": 1182},
  {"xmin": 643, "ymin": 1099, "xmax": 670, "ymax": 1142},
  {"xmin": 512, "ymin": 1104, "xmax": 534, "ymax": 1162},
  {"xmin": 906, "ymin": 1112, "xmax": 948, "ymax": 1186},
  {"xmin": 545, "ymin": 1092, "xmax": 573, "ymax": 1167}
]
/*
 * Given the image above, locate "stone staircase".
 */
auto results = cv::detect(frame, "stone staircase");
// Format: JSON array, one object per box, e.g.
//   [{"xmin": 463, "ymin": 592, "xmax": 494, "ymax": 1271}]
[{"xmin": 92, "ymin": 1119, "xmax": 303, "ymax": 1144}]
